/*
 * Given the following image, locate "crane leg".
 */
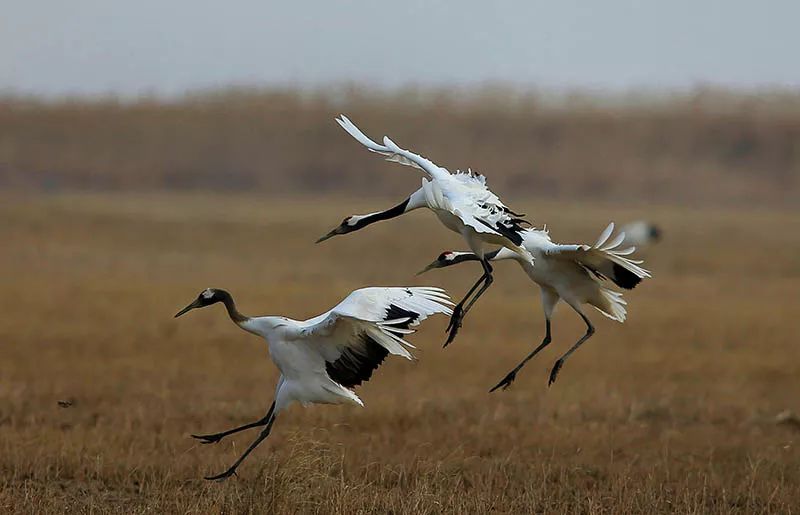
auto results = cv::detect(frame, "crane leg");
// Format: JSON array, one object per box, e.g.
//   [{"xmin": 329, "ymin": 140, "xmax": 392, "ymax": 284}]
[
  {"xmin": 444, "ymin": 259, "xmax": 493, "ymax": 347},
  {"xmin": 490, "ymin": 319, "xmax": 552, "ymax": 392},
  {"xmin": 203, "ymin": 411, "xmax": 278, "ymax": 481},
  {"xmin": 548, "ymin": 313, "xmax": 594, "ymax": 386},
  {"xmin": 444, "ymin": 271, "xmax": 487, "ymax": 337},
  {"xmin": 192, "ymin": 402, "xmax": 275, "ymax": 445}
]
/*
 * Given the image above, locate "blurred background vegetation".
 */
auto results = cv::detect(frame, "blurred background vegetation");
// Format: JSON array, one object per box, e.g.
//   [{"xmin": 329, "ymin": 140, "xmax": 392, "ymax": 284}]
[{"xmin": 2, "ymin": 86, "xmax": 798, "ymax": 207}]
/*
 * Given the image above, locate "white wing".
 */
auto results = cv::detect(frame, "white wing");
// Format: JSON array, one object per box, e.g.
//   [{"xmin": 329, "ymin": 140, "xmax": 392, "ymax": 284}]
[
  {"xmin": 297, "ymin": 287, "xmax": 453, "ymax": 388},
  {"xmin": 336, "ymin": 115, "xmax": 451, "ymax": 181},
  {"xmin": 541, "ymin": 223, "xmax": 651, "ymax": 289}
]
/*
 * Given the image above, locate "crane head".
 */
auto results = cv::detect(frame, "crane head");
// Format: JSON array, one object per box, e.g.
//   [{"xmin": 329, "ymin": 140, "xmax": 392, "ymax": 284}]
[
  {"xmin": 174, "ymin": 288, "xmax": 224, "ymax": 318},
  {"xmin": 315, "ymin": 216, "xmax": 361, "ymax": 243},
  {"xmin": 649, "ymin": 224, "xmax": 662, "ymax": 242},
  {"xmin": 416, "ymin": 251, "xmax": 462, "ymax": 275}
]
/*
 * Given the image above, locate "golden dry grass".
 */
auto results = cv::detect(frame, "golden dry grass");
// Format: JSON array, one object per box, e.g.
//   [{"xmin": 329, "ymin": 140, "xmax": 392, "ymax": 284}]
[{"xmin": 1, "ymin": 193, "xmax": 799, "ymax": 513}]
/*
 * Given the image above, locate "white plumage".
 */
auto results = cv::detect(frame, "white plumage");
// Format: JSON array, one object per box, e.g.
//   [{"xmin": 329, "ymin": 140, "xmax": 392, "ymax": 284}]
[
  {"xmin": 174, "ymin": 286, "xmax": 452, "ymax": 480},
  {"xmin": 421, "ymin": 223, "xmax": 650, "ymax": 390},
  {"xmin": 319, "ymin": 115, "xmax": 534, "ymax": 346}
]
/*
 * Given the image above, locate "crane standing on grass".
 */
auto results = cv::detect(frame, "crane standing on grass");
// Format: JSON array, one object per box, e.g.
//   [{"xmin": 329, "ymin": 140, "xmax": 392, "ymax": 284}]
[
  {"xmin": 175, "ymin": 285, "xmax": 452, "ymax": 481},
  {"xmin": 419, "ymin": 223, "xmax": 650, "ymax": 389},
  {"xmin": 318, "ymin": 115, "xmax": 534, "ymax": 347}
]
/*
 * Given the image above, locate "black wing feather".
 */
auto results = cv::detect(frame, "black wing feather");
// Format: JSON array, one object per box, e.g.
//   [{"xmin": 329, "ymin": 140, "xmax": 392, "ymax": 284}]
[
  {"xmin": 325, "ymin": 335, "xmax": 388, "ymax": 388},
  {"xmin": 611, "ymin": 262, "xmax": 642, "ymax": 290},
  {"xmin": 578, "ymin": 262, "xmax": 643, "ymax": 290},
  {"xmin": 476, "ymin": 217, "xmax": 525, "ymax": 246},
  {"xmin": 325, "ymin": 304, "xmax": 420, "ymax": 388}
]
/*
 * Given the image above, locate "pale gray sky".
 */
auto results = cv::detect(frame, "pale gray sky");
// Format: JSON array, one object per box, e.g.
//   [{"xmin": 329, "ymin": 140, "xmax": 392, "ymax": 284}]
[{"xmin": 2, "ymin": 0, "xmax": 798, "ymax": 97}]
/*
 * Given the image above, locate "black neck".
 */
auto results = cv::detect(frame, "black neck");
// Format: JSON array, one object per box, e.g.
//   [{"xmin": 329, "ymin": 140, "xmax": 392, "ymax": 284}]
[
  {"xmin": 452, "ymin": 253, "xmax": 481, "ymax": 265},
  {"xmin": 451, "ymin": 249, "xmax": 499, "ymax": 266},
  {"xmin": 217, "ymin": 290, "xmax": 249, "ymax": 323},
  {"xmin": 353, "ymin": 197, "xmax": 410, "ymax": 230}
]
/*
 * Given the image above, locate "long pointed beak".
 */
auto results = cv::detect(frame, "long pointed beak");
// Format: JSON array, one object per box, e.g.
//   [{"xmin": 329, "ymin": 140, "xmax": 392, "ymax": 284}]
[
  {"xmin": 174, "ymin": 299, "xmax": 201, "ymax": 318},
  {"xmin": 416, "ymin": 262, "xmax": 439, "ymax": 276},
  {"xmin": 315, "ymin": 228, "xmax": 339, "ymax": 244}
]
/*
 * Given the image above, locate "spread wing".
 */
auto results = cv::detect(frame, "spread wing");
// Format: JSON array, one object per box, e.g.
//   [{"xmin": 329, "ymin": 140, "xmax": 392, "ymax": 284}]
[
  {"xmin": 336, "ymin": 115, "xmax": 451, "ymax": 181},
  {"xmin": 299, "ymin": 287, "xmax": 453, "ymax": 388},
  {"xmin": 542, "ymin": 223, "xmax": 651, "ymax": 289}
]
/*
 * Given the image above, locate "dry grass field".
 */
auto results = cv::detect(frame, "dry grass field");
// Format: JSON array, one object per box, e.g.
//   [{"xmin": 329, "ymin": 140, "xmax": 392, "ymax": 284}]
[{"xmin": 1, "ymin": 193, "xmax": 799, "ymax": 513}]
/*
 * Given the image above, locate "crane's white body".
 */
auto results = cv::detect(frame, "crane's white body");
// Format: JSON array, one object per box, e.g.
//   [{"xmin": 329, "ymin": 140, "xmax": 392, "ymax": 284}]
[
  {"xmin": 396, "ymin": 187, "xmax": 513, "ymax": 260},
  {"xmin": 337, "ymin": 115, "xmax": 534, "ymax": 263},
  {"xmin": 460, "ymin": 223, "xmax": 650, "ymax": 321},
  {"xmin": 237, "ymin": 287, "xmax": 453, "ymax": 412}
]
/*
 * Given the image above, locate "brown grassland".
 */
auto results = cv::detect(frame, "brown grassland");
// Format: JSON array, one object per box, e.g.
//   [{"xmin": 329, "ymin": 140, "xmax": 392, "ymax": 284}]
[{"xmin": 1, "ymin": 193, "xmax": 799, "ymax": 513}]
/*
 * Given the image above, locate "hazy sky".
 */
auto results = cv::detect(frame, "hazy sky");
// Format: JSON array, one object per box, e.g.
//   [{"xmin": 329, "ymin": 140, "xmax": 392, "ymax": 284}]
[{"xmin": 2, "ymin": 0, "xmax": 799, "ymax": 97}]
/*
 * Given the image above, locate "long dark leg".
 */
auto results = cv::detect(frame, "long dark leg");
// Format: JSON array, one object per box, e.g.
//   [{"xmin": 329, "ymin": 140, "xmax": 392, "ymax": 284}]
[
  {"xmin": 445, "ymin": 272, "xmax": 487, "ymax": 332},
  {"xmin": 490, "ymin": 319, "xmax": 552, "ymax": 392},
  {"xmin": 444, "ymin": 266, "xmax": 489, "ymax": 334},
  {"xmin": 444, "ymin": 259, "xmax": 493, "ymax": 347},
  {"xmin": 204, "ymin": 411, "xmax": 278, "ymax": 481},
  {"xmin": 460, "ymin": 259, "xmax": 494, "ymax": 316},
  {"xmin": 192, "ymin": 402, "xmax": 275, "ymax": 444},
  {"xmin": 548, "ymin": 313, "xmax": 595, "ymax": 386}
]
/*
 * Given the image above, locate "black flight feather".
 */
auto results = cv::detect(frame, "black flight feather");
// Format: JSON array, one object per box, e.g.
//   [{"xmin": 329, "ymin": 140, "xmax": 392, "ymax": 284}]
[{"xmin": 325, "ymin": 304, "xmax": 420, "ymax": 388}]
